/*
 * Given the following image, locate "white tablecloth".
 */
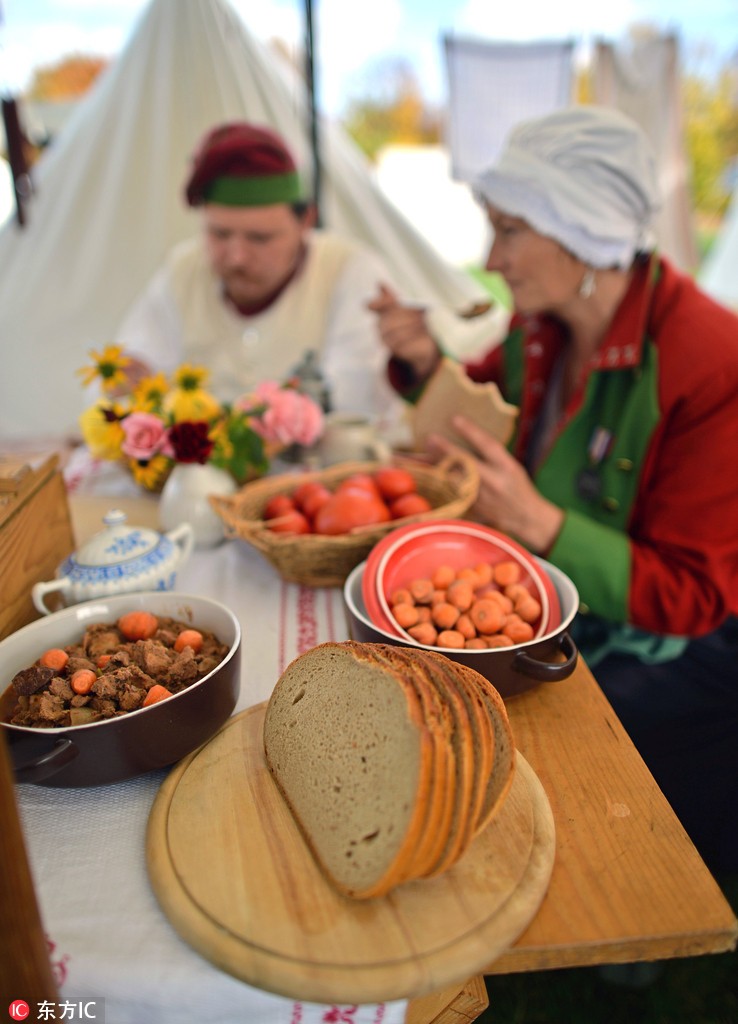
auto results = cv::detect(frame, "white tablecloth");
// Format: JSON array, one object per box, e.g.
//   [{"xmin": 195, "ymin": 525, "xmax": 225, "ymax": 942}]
[{"xmin": 14, "ymin": 490, "xmax": 409, "ymax": 1024}]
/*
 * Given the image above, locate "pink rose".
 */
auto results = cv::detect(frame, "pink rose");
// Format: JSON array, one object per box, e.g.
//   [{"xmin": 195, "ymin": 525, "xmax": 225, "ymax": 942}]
[
  {"xmin": 252, "ymin": 388, "xmax": 324, "ymax": 447},
  {"xmin": 235, "ymin": 382, "xmax": 324, "ymax": 447},
  {"xmin": 120, "ymin": 412, "xmax": 170, "ymax": 461}
]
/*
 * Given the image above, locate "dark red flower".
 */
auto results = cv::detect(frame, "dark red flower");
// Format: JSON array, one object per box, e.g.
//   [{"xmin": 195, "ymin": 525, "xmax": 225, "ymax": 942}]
[{"xmin": 167, "ymin": 421, "xmax": 214, "ymax": 463}]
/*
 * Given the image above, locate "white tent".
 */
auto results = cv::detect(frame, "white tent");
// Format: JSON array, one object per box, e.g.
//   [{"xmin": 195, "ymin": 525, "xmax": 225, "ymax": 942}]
[
  {"xmin": 699, "ymin": 188, "xmax": 738, "ymax": 310},
  {"xmin": 0, "ymin": 0, "xmax": 486, "ymax": 440}
]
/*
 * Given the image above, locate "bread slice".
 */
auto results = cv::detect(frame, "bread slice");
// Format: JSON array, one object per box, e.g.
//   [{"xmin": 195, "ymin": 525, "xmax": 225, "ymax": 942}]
[
  {"xmin": 414, "ymin": 651, "xmax": 477, "ymax": 877},
  {"xmin": 412, "ymin": 357, "xmax": 518, "ymax": 453},
  {"xmin": 457, "ymin": 664, "xmax": 515, "ymax": 832},
  {"xmin": 368, "ymin": 645, "xmax": 457, "ymax": 880},
  {"xmin": 424, "ymin": 651, "xmax": 495, "ymax": 843},
  {"xmin": 263, "ymin": 641, "xmax": 434, "ymax": 899}
]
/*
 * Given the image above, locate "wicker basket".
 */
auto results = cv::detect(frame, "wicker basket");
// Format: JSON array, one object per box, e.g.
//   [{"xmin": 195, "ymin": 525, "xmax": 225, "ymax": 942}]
[{"xmin": 209, "ymin": 453, "xmax": 480, "ymax": 587}]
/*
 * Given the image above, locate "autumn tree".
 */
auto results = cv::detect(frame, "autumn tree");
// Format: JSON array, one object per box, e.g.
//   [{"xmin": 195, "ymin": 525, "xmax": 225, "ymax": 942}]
[
  {"xmin": 344, "ymin": 58, "xmax": 443, "ymax": 160},
  {"xmin": 27, "ymin": 56, "xmax": 109, "ymax": 101}
]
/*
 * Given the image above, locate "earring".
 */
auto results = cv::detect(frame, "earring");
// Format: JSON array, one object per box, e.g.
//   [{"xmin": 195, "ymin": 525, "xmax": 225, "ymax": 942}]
[{"xmin": 579, "ymin": 268, "xmax": 596, "ymax": 299}]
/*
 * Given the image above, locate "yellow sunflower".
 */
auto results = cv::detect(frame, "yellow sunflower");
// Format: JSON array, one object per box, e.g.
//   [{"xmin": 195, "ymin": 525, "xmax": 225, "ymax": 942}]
[
  {"xmin": 164, "ymin": 363, "xmax": 222, "ymax": 422},
  {"xmin": 127, "ymin": 454, "xmax": 172, "ymax": 492},
  {"xmin": 78, "ymin": 404, "xmax": 126, "ymax": 460},
  {"xmin": 77, "ymin": 345, "xmax": 131, "ymax": 393},
  {"xmin": 130, "ymin": 373, "xmax": 170, "ymax": 414}
]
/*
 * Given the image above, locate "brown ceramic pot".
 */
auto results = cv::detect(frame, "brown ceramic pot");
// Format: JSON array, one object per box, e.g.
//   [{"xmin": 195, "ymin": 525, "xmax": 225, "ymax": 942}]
[
  {"xmin": 343, "ymin": 558, "xmax": 579, "ymax": 699},
  {"xmin": 0, "ymin": 592, "xmax": 241, "ymax": 787}
]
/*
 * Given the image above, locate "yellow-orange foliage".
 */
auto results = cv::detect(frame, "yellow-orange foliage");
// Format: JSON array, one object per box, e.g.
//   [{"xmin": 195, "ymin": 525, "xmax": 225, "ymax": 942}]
[{"xmin": 28, "ymin": 56, "xmax": 109, "ymax": 101}]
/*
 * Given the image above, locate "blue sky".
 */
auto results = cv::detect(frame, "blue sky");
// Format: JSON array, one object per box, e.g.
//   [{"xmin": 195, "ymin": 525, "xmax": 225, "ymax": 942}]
[{"xmin": 1, "ymin": 0, "xmax": 737, "ymax": 117}]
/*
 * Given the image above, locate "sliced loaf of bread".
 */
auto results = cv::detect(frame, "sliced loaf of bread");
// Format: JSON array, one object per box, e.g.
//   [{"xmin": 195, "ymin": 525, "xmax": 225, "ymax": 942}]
[{"xmin": 263, "ymin": 640, "xmax": 515, "ymax": 899}]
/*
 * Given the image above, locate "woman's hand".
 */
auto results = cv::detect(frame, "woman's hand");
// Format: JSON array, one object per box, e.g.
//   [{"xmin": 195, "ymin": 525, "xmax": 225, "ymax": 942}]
[
  {"xmin": 367, "ymin": 283, "xmax": 442, "ymax": 381},
  {"xmin": 429, "ymin": 415, "xmax": 564, "ymax": 554}
]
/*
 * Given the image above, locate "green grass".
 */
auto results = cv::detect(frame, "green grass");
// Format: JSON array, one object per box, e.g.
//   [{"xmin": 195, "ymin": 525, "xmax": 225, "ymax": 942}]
[{"xmin": 478, "ymin": 874, "xmax": 738, "ymax": 1024}]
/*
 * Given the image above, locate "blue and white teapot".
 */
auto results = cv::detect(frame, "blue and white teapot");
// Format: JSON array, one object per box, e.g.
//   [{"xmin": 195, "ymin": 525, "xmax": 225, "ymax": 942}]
[{"xmin": 32, "ymin": 509, "xmax": 194, "ymax": 615}]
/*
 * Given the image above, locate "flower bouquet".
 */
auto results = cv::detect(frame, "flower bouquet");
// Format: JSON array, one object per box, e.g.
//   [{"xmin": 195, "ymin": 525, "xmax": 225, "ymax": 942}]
[{"xmin": 77, "ymin": 346, "xmax": 324, "ymax": 491}]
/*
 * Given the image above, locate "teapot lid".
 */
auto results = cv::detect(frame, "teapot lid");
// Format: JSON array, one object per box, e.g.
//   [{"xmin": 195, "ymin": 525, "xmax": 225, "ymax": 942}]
[{"xmin": 71, "ymin": 509, "xmax": 164, "ymax": 568}]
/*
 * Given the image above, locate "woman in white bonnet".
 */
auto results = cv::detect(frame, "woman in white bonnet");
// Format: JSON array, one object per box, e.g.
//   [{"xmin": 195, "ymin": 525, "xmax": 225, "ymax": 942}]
[{"xmin": 375, "ymin": 105, "xmax": 738, "ymax": 874}]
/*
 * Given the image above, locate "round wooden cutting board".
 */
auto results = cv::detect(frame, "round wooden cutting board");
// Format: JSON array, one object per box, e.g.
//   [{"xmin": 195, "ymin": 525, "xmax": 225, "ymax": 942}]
[{"xmin": 146, "ymin": 703, "xmax": 555, "ymax": 1004}]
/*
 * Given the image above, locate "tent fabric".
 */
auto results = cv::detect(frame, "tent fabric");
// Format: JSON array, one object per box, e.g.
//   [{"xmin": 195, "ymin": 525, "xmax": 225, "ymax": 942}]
[
  {"xmin": 0, "ymin": 0, "xmax": 486, "ymax": 440},
  {"xmin": 443, "ymin": 37, "xmax": 576, "ymax": 183},
  {"xmin": 592, "ymin": 35, "xmax": 700, "ymax": 274},
  {"xmin": 699, "ymin": 188, "xmax": 738, "ymax": 310}
]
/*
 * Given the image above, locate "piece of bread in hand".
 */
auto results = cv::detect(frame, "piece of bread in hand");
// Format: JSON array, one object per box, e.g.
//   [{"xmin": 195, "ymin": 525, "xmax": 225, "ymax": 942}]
[{"xmin": 412, "ymin": 357, "xmax": 518, "ymax": 453}]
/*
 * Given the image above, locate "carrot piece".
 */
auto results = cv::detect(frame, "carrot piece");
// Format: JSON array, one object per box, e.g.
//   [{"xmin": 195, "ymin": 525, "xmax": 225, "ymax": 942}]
[
  {"xmin": 39, "ymin": 648, "xmax": 69, "ymax": 672},
  {"xmin": 457, "ymin": 566, "xmax": 483, "ymax": 589},
  {"xmin": 174, "ymin": 629, "xmax": 204, "ymax": 653},
  {"xmin": 117, "ymin": 611, "xmax": 159, "ymax": 641},
  {"xmin": 431, "ymin": 602, "xmax": 460, "ymax": 629},
  {"xmin": 408, "ymin": 622, "xmax": 439, "ymax": 647},
  {"xmin": 96, "ymin": 654, "xmax": 112, "ymax": 669},
  {"xmin": 409, "ymin": 578, "xmax": 435, "ymax": 605},
  {"xmin": 494, "ymin": 561, "xmax": 522, "ymax": 587},
  {"xmin": 474, "ymin": 562, "xmax": 494, "ymax": 587},
  {"xmin": 455, "ymin": 613, "xmax": 477, "ymax": 639},
  {"xmin": 445, "ymin": 579, "xmax": 474, "ymax": 612},
  {"xmin": 469, "ymin": 598, "xmax": 506, "ymax": 635},
  {"xmin": 465, "ymin": 638, "xmax": 488, "ymax": 649},
  {"xmin": 390, "ymin": 588, "xmax": 414, "ymax": 607},
  {"xmin": 70, "ymin": 669, "xmax": 97, "ymax": 695},
  {"xmin": 502, "ymin": 615, "xmax": 535, "ymax": 644},
  {"xmin": 436, "ymin": 629, "xmax": 466, "ymax": 649},
  {"xmin": 143, "ymin": 684, "xmax": 173, "ymax": 707},
  {"xmin": 486, "ymin": 634, "xmax": 515, "ymax": 648},
  {"xmin": 484, "ymin": 589, "xmax": 514, "ymax": 614},
  {"xmin": 431, "ymin": 565, "xmax": 456, "ymax": 590},
  {"xmin": 392, "ymin": 603, "xmax": 420, "ymax": 629},
  {"xmin": 504, "ymin": 583, "xmax": 530, "ymax": 606},
  {"xmin": 515, "ymin": 597, "xmax": 542, "ymax": 624}
]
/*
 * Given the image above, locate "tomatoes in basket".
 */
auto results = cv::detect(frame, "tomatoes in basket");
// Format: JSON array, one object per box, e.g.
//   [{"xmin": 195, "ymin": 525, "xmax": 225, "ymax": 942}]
[
  {"xmin": 389, "ymin": 492, "xmax": 433, "ymax": 519},
  {"xmin": 298, "ymin": 483, "xmax": 332, "ymax": 519},
  {"xmin": 263, "ymin": 494, "xmax": 296, "ymax": 520},
  {"xmin": 336, "ymin": 472, "xmax": 383, "ymax": 499},
  {"xmin": 374, "ymin": 467, "xmax": 417, "ymax": 502},
  {"xmin": 267, "ymin": 509, "xmax": 312, "ymax": 534},
  {"xmin": 313, "ymin": 491, "xmax": 391, "ymax": 535}
]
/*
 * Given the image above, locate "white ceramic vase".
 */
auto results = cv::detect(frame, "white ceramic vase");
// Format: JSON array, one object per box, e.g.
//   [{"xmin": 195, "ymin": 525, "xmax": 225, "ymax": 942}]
[{"xmin": 158, "ymin": 463, "xmax": 237, "ymax": 549}]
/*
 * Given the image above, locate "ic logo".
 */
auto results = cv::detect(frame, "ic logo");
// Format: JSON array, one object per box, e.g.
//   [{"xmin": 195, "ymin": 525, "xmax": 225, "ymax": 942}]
[{"xmin": 8, "ymin": 1002, "xmax": 30, "ymax": 1021}]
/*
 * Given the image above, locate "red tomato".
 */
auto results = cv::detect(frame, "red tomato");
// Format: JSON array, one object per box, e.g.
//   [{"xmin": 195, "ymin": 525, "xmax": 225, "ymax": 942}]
[
  {"xmin": 292, "ymin": 480, "xmax": 329, "ymax": 511},
  {"xmin": 313, "ymin": 492, "xmax": 391, "ymax": 535},
  {"xmin": 373, "ymin": 467, "xmax": 417, "ymax": 501},
  {"xmin": 263, "ymin": 494, "xmax": 296, "ymax": 520},
  {"xmin": 299, "ymin": 483, "xmax": 332, "ymax": 521},
  {"xmin": 267, "ymin": 509, "xmax": 312, "ymax": 534},
  {"xmin": 336, "ymin": 473, "xmax": 382, "ymax": 498},
  {"xmin": 389, "ymin": 493, "xmax": 432, "ymax": 519}
]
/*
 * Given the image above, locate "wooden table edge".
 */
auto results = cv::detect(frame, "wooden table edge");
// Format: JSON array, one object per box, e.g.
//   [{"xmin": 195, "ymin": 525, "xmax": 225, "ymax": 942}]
[{"xmin": 487, "ymin": 920, "xmax": 738, "ymax": 974}]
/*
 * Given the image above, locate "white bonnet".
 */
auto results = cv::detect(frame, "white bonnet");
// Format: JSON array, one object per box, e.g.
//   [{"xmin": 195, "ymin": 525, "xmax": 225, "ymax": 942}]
[{"xmin": 473, "ymin": 105, "xmax": 662, "ymax": 268}]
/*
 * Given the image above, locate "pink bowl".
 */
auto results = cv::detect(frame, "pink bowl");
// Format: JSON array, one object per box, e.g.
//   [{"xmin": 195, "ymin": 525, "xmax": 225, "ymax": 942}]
[{"xmin": 363, "ymin": 519, "xmax": 560, "ymax": 642}]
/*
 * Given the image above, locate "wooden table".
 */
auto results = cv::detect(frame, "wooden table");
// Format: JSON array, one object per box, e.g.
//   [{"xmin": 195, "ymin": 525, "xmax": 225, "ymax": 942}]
[
  {"xmin": 5, "ymin": 489, "xmax": 736, "ymax": 1024},
  {"xmin": 68, "ymin": 494, "xmax": 738, "ymax": 968}
]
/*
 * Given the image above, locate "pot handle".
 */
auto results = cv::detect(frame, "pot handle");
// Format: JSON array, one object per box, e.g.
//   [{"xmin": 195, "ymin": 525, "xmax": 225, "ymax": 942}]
[
  {"xmin": 11, "ymin": 739, "xmax": 78, "ymax": 784},
  {"xmin": 511, "ymin": 631, "xmax": 578, "ymax": 682},
  {"xmin": 31, "ymin": 578, "xmax": 72, "ymax": 616},
  {"xmin": 166, "ymin": 522, "xmax": 195, "ymax": 567}
]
